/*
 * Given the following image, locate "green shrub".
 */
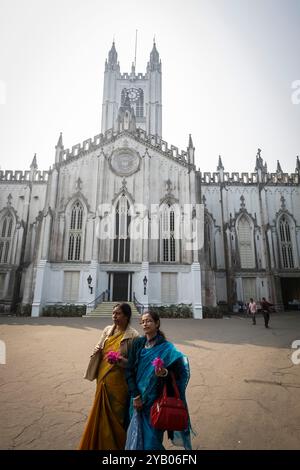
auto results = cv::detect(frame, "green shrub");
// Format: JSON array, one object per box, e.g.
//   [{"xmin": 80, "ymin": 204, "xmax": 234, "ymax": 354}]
[
  {"xmin": 148, "ymin": 304, "xmax": 193, "ymax": 318},
  {"xmin": 16, "ymin": 303, "xmax": 31, "ymax": 317},
  {"xmin": 202, "ymin": 305, "xmax": 223, "ymax": 318},
  {"xmin": 42, "ymin": 304, "xmax": 86, "ymax": 317}
]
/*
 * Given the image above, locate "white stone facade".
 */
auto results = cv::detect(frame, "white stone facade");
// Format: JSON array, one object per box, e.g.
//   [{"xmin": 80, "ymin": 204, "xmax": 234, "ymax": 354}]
[{"xmin": 0, "ymin": 43, "xmax": 300, "ymax": 316}]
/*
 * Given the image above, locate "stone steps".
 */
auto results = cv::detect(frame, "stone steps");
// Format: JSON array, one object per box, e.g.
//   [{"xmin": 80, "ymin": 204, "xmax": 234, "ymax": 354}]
[{"xmin": 84, "ymin": 301, "xmax": 140, "ymax": 318}]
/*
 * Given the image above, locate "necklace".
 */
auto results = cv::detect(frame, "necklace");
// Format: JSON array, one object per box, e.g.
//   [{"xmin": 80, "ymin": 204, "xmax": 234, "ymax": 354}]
[{"xmin": 145, "ymin": 335, "xmax": 157, "ymax": 349}]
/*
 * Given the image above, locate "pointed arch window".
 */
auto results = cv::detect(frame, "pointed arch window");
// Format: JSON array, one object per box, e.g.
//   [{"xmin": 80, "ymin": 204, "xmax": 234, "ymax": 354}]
[
  {"xmin": 279, "ymin": 215, "xmax": 294, "ymax": 268},
  {"xmin": 68, "ymin": 201, "xmax": 83, "ymax": 261},
  {"xmin": 161, "ymin": 204, "xmax": 176, "ymax": 262},
  {"xmin": 0, "ymin": 212, "xmax": 14, "ymax": 264},
  {"xmin": 238, "ymin": 215, "xmax": 255, "ymax": 268},
  {"xmin": 204, "ymin": 215, "xmax": 213, "ymax": 267},
  {"xmin": 113, "ymin": 195, "xmax": 131, "ymax": 262}
]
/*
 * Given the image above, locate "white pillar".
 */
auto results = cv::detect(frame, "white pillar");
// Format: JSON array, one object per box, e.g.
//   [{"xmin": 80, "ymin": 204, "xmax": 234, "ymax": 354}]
[
  {"xmin": 191, "ymin": 262, "xmax": 202, "ymax": 319},
  {"xmin": 31, "ymin": 260, "xmax": 47, "ymax": 317}
]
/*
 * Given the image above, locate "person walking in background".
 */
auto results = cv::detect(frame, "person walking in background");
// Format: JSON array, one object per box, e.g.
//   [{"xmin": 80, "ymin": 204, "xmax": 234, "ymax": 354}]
[
  {"xmin": 260, "ymin": 297, "xmax": 273, "ymax": 328},
  {"xmin": 78, "ymin": 303, "xmax": 139, "ymax": 450},
  {"xmin": 248, "ymin": 298, "xmax": 257, "ymax": 325}
]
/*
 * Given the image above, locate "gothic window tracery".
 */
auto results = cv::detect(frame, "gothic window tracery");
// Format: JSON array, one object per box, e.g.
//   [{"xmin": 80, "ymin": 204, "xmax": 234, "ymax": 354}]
[
  {"xmin": 68, "ymin": 201, "xmax": 83, "ymax": 261},
  {"xmin": 0, "ymin": 211, "xmax": 14, "ymax": 264},
  {"xmin": 160, "ymin": 204, "xmax": 176, "ymax": 262},
  {"xmin": 279, "ymin": 215, "xmax": 294, "ymax": 268},
  {"xmin": 237, "ymin": 215, "xmax": 255, "ymax": 269},
  {"xmin": 113, "ymin": 194, "xmax": 131, "ymax": 262}
]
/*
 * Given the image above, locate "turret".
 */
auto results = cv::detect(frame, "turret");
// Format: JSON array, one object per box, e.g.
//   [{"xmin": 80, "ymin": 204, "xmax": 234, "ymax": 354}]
[
  {"xmin": 105, "ymin": 41, "xmax": 120, "ymax": 72},
  {"xmin": 146, "ymin": 40, "xmax": 162, "ymax": 137},
  {"xmin": 147, "ymin": 41, "xmax": 161, "ymax": 73}
]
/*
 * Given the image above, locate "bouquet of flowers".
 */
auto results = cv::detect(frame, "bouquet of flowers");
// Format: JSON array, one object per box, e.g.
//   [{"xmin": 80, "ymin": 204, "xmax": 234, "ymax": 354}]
[
  {"xmin": 151, "ymin": 357, "xmax": 164, "ymax": 372},
  {"xmin": 105, "ymin": 351, "xmax": 121, "ymax": 363}
]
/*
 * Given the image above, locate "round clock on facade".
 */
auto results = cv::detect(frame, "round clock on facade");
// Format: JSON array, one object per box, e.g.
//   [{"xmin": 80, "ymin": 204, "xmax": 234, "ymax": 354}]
[
  {"xmin": 126, "ymin": 88, "xmax": 141, "ymax": 102},
  {"xmin": 110, "ymin": 148, "xmax": 140, "ymax": 176}
]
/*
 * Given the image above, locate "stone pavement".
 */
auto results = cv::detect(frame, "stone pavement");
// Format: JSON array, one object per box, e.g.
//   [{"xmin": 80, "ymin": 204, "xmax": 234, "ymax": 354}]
[{"xmin": 0, "ymin": 312, "xmax": 300, "ymax": 450}]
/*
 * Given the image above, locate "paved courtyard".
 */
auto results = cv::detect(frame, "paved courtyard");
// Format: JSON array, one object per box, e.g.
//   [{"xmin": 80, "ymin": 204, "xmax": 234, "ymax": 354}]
[{"xmin": 0, "ymin": 312, "xmax": 300, "ymax": 450}]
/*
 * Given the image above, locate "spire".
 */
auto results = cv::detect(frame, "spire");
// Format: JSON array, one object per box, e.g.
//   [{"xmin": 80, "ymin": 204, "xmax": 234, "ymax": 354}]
[
  {"xmin": 108, "ymin": 41, "xmax": 118, "ymax": 64},
  {"xmin": 55, "ymin": 132, "xmax": 64, "ymax": 164},
  {"xmin": 147, "ymin": 40, "xmax": 161, "ymax": 72},
  {"xmin": 276, "ymin": 160, "xmax": 283, "ymax": 174},
  {"xmin": 30, "ymin": 153, "xmax": 38, "ymax": 170},
  {"xmin": 187, "ymin": 134, "xmax": 195, "ymax": 165},
  {"xmin": 217, "ymin": 155, "xmax": 224, "ymax": 171},
  {"xmin": 105, "ymin": 41, "xmax": 120, "ymax": 72},
  {"xmin": 295, "ymin": 155, "xmax": 300, "ymax": 173},
  {"xmin": 56, "ymin": 132, "xmax": 63, "ymax": 149}
]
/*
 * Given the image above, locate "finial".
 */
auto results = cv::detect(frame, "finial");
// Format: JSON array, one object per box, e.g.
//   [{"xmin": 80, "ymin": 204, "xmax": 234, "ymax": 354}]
[
  {"xmin": 277, "ymin": 160, "xmax": 283, "ymax": 174},
  {"xmin": 217, "ymin": 155, "xmax": 224, "ymax": 171},
  {"xmin": 188, "ymin": 134, "xmax": 194, "ymax": 148},
  {"xmin": 30, "ymin": 153, "xmax": 38, "ymax": 170},
  {"xmin": 56, "ymin": 132, "xmax": 63, "ymax": 148}
]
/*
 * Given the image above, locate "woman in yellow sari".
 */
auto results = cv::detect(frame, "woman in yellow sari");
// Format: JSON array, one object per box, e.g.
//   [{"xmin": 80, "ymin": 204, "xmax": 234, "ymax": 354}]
[{"xmin": 78, "ymin": 303, "xmax": 139, "ymax": 450}]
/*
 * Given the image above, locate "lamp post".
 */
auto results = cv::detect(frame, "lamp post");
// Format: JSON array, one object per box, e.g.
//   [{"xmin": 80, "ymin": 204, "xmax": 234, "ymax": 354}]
[
  {"xmin": 87, "ymin": 275, "xmax": 93, "ymax": 294},
  {"xmin": 143, "ymin": 275, "xmax": 148, "ymax": 295}
]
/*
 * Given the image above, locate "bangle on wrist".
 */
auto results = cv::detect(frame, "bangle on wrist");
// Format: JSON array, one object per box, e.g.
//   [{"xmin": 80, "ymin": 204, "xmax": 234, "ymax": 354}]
[{"xmin": 161, "ymin": 368, "xmax": 168, "ymax": 377}]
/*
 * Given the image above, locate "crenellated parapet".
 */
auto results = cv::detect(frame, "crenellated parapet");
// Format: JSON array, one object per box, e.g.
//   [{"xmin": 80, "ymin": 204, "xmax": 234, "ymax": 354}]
[
  {"xmin": 58, "ymin": 127, "xmax": 192, "ymax": 169},
  {"xmin": 200, "ymin": 171, "xmax": 299, "ymax": 185},
  {"xmin": 0, "ymin": 170, "xmax": 49, "ymax": 183},
  {"xmin": 120, "ymin": 72, "xmax": 147, "ymax": 80}
]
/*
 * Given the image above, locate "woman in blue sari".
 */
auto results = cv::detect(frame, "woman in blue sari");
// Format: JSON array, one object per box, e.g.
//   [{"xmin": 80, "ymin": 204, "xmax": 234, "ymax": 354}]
[{"xmin": 125, "ymin": 311, "xmax": 192, "ymax": 450}]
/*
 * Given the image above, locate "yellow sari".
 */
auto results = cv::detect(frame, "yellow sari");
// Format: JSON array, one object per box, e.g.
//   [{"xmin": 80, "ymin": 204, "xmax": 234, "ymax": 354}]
[{"xmin": 78, "ymin": 331, "xmax": 128, "ymax": 450}]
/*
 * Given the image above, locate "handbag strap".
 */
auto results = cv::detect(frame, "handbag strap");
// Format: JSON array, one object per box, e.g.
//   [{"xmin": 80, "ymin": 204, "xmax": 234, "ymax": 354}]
[
  {"xmin": 170, "ymin": 371, "xmax": 180, "ymax": 399},
  {"xmin": 160, "ymin": 371, "xmax": 181, "ymax": 399}
]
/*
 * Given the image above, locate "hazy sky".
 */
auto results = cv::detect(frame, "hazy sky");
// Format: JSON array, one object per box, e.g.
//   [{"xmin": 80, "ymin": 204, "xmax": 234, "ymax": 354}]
[{"xmin": 0, "ymin": 0, "xmax": 299, "ymax": 174}]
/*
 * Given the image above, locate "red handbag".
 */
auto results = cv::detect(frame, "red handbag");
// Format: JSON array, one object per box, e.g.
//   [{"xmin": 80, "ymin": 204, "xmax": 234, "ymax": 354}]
[{"xmin": 150, "ymin": 372, "xmax": 188, "ymax": 431}]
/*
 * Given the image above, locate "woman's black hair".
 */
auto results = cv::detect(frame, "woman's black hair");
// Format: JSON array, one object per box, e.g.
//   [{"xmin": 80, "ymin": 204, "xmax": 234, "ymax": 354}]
[
  {"xmin": 142, "ymin": 310, "xmax": 166, "ymax": 339},
  {"xmin": 117, "ymin": 302, "xmax": 132, "ymax": 323}
]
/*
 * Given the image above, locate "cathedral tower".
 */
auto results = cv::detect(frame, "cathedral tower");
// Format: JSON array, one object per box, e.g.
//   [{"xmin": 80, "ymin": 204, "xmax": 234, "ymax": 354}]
[{"xmin": 101, "ymin": 40, "xmax": 162, "ymax": 137}]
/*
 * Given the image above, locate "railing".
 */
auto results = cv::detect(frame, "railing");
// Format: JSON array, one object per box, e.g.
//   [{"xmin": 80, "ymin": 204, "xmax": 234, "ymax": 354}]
[
  {"xmin": 86, "ymin": 290, "xmax": 108, "ymax": 310},
  {"xmin": 133, "ymin": 292, "xmax": 145, "ymax": 315}
]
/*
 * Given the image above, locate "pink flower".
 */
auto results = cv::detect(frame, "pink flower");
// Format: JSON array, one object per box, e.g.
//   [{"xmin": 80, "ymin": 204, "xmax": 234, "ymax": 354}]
[
  {"xmin": 152, "ymin": 357, "xmax": 164, "ymax": 371},
  {"xmin": 106, "ymin": 351, "xmax": 121, "ymax": 363}
]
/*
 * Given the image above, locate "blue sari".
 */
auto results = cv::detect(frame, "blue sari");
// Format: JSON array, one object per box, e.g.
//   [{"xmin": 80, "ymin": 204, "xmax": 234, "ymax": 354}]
[{"xmin": 126, "ymin": 341, "xmax": 192, "ymax": 450}]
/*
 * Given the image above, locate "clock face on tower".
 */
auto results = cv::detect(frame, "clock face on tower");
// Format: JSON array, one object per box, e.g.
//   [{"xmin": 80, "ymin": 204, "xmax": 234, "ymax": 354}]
[{"xmin": 126, "ymin": 88, "xmax": 140, "ymax": 102}]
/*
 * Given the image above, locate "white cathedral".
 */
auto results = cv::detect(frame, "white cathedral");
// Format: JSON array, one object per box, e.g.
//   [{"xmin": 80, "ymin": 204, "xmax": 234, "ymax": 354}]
[{"xmin": 0, "ymin": 41, "xmax": 300, "ymax": 318}]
